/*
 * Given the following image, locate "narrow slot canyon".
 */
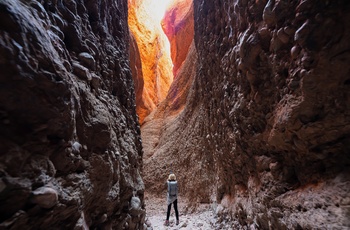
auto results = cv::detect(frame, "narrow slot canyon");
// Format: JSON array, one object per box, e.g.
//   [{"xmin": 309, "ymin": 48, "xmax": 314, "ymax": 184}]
[{"xmin": 0, "ymin": 0, "xmax": 350, "ymax": 230}]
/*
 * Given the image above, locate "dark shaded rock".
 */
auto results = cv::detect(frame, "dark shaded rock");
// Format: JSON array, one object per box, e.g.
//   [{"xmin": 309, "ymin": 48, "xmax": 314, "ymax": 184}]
[
  {"xmin": 0, "ymin": 177, "xmax": 31, "ymax": 222},
  {"xmin": 73, "ymin": 62, "xmax": 91, "ymax": 81},
  {"xmin": 129, "ymin": 31, "xmax": 147, "ymax": 125},
  {"xmin": 0, "ymin": 0, "xmax": 144, "ymax": 228},
  {"xmin": 78, "ymin": 52, "xmax": 95, "ymax": 70}
]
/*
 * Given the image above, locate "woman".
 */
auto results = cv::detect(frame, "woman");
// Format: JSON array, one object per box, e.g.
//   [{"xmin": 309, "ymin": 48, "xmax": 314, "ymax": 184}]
[{"xmin": 165, "ymin": 173, "xmax": 179, "ymax": 226}]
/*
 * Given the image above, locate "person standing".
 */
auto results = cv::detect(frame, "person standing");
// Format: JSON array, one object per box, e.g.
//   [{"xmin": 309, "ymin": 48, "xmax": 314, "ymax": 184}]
[{"xmin": 165, "ymin": 173, "xmax": 179, "ymax": 226}]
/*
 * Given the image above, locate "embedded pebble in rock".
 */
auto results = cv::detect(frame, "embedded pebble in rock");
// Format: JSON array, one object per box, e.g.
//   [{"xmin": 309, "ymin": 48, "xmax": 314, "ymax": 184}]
[
  {"xmin": 78, "ymin": 52, "xmax": 95, "ymax": 70},
  {"xmin": 73, "ymin": 62, "xmax": 92, "ymax": 81},
  {"xmin": 291, "ymin": 45, "xmax": 301, "ymax": 59},
  {"xmin": 130, "ymin": 196, "xmax": 145, "ymax": 217},
  {"xmin": 142, "ymin": 0, "xmax": 350, "ymax": 229},
  {"xmin": 131, "ymin": 196, "xmax": 141, "ymax": 210},
  {"xmin": 72, "ymin": 141, "xmax": 82, "ymax": 153},
  {"xmin": 31, "ymin": 187, "xmax": 58, "ymax": 209}
]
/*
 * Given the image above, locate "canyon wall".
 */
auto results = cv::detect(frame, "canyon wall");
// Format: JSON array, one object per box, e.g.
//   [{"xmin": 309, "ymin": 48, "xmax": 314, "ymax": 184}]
[
  {"xmin": 142, "ymin": 0, "xmax": 350, "ymax": 228},
  {"xmin": 128, "ymin": 0, "xmax": 174, "ymax": 125},
  {"xmin": 161, "ymin": 0, "xmax": 194, "ymax": 76},
  {"xmin": 142, "ymin": 42, "xmax": 198, "ymax": 192},
  {"xmin": 0, "ymin": 0, "xmax": 145, "ymax": 229}
]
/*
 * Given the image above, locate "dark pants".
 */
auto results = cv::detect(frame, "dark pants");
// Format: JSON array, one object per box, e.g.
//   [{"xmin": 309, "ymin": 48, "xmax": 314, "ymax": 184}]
[{"xmin": 166, "ymin": 199, "xmax": 179, "ymax": 221}]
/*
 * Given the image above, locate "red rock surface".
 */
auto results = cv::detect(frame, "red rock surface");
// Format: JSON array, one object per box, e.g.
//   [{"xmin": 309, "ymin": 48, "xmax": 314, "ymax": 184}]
[
  {"xmin": 0, "ymin": 0, "xmax": 144, "ymax": 229},
  {"xmin": 128, "ymin": 0, "xmax": 174, "ymax": 125},
  {"xmin": 142, "ymin": 0, "xmax": 350, "ymax": 229},
  {"xmin": 162, "ymin": 0, "xmax": 194, "ymax": 76}
]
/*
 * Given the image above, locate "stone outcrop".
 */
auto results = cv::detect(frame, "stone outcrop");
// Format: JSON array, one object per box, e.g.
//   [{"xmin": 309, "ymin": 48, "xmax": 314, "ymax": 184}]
[
  {"xmin": 128, "ymin": 0, "xmax": 174, "ymax": 125},
  {"xmin": 142, "ymin": 0, "xmax": 350, "ymax": 229},
  {"xmin": 161, "ymin": 0, "xmax": 194, "ymax": 76},
  {"xmin": 0, "ymin": 0, "xmax": 144, "ymax": 229}
]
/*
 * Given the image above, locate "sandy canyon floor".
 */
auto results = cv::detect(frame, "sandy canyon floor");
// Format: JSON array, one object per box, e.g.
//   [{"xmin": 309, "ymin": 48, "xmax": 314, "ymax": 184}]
[{"xmin": 144, "ymin": 193, "xmax": 236, "ymax": 230}]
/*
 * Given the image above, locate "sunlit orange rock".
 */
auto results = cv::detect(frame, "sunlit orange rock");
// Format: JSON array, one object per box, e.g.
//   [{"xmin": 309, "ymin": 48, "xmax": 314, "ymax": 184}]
[
  {"xmin": 162, "ymin": 0, "xmax": 194, "ymax": 77},
  {"xmin": 128, "ymin": 0, "xmax": 174, "ymax": 125}
]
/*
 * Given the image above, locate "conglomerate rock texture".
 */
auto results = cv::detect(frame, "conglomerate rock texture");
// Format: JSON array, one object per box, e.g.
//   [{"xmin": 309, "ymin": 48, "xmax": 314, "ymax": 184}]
[
  {"xmin": 0, "ymin": 0, "xmax": 145, "ymax": 229},
  {"xmin": 142, "ymin": 0, "xmax": 350, "ymax": 229}
]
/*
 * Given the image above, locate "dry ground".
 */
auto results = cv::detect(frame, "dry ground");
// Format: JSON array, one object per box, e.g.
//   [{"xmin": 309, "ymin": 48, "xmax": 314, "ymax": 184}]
[{"xmin": 144, "ymin": 193, "xmax": 234, "ymax": 230}]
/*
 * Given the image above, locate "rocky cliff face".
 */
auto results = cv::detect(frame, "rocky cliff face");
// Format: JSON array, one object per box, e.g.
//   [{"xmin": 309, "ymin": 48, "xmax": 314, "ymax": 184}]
[
  {"xmin": 142, "ymin": 0, "xmax": 350, "ymax": 229},
  {"xmin": 128, "ymin": 0, "xmax": 174, "ymax": 125},
  {"xmin": 161, "ymin": 0, "xmax": 194, "ymax": 76},
  {"xmin": 0, "ymin": 0, "xmax": 144, "ymax": 229}
]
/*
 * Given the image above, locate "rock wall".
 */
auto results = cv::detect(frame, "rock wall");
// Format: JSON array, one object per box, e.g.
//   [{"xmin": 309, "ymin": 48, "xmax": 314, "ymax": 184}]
[
  {"xmin": 161, "ymin": 0, "xmax": 194, "ymax": 76},
  {"xmin": 142, "ymin": 0, "xmax": 350, "ymax": 228},
  {"xmin": 140, "ymin": 0, "xmax": 203, "ymax": 201},
  {"xmin": 0, "ymin": 0, "xmax": 145, "ymax": 229},
  {"xmin": 142, "ymin": 42, "xmax": 198, "ymax": 191},
  {"xmin": 128, "ymin": 0, "xmax": 174, "ymax": 125}
]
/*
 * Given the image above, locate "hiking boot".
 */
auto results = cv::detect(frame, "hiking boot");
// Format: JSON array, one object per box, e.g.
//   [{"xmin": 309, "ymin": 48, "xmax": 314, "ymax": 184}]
[
  {"xmin": 164, "ymin": 220, "xmax": 169, "ymax": 226},
  {"xmin": 176, "ymin": 219, "xmax": 179, "ymax": 225}
]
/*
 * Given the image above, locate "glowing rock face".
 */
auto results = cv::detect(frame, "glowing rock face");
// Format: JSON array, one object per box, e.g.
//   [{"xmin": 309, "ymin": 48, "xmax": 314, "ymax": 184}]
[
  {"xmin": 128, "ymin": 0, "xmax": 174, "ymax": 125},
  {"xmin": 162, "ymin": 0, "xmax": 194, "ymax": 77}
]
